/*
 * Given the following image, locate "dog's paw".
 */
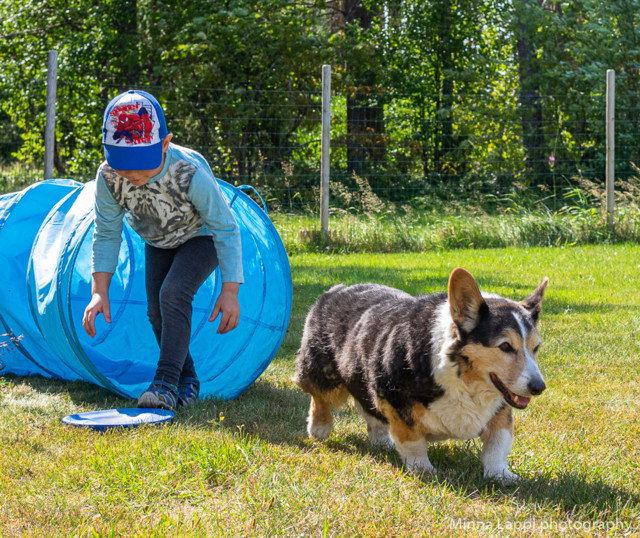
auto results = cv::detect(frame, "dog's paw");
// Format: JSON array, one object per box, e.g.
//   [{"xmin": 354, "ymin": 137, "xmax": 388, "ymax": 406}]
[
  {"xmin": 484, "ymin": 468, "xmax": 521, "ymax": 486},
  {"xmin": 368, "ymin": 427, "xmax": 394, "ymax": 448},
  {"xmin": 402, "ymin": 456, "xmax": 436, "ymax": 477},
  {"xmin": 308, "ymin": 422, "xmax": 332, "ymax": 441}
]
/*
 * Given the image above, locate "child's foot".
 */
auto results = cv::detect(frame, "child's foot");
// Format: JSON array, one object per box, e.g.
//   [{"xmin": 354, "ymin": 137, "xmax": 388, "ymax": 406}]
[
  {"xmin": 177, "ymin": 377, "xmax": 200, "ymax": 407},
  {"xmin": 138, "ymin": 380, "xmax": 178, "ymax": 411}
]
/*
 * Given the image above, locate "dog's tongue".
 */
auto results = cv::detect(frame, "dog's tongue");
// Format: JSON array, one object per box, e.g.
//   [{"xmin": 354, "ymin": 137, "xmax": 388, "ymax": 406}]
[{"xmin": 514, "ymin": 395, "xmax": 531, "ymax": 408}]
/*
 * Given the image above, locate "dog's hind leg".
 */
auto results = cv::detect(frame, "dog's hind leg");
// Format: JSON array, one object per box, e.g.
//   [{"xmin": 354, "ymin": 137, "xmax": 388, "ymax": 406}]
[
  {"xmin": 353, "ymin": 401, "xmax": 393, "ymax": 448},
  {"xmin": 480, "ymin": 405, "xmax": 519, "ymax": 485},
  {"xmin": 306, "ymin": 387, "xmax": 349, "ymax": 441}
]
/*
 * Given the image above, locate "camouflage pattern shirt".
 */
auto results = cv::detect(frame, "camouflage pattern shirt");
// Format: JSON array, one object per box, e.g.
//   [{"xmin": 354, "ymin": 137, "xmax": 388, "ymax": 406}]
[{"xmin": 91, "ymin": 143, "xmax": 243, "ymax": 283}]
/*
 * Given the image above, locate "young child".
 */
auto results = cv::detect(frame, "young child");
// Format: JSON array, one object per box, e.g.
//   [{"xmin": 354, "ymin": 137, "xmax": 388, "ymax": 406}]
[{"xmin": 82, "ymin": 89, "xmax": 243, "ymax": 410}]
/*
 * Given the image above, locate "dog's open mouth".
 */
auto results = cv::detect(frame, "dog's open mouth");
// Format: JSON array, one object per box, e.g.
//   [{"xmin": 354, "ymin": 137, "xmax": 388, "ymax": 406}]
[{"xmin": 490, "ymin": 373, "xmax": 531, "ymax": 409}]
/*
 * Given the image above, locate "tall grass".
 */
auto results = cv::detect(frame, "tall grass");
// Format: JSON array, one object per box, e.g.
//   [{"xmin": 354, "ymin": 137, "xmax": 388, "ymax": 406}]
[
  {"xmin": 0, "ymin": 162, "xmax": 42, "ymax": 193},
  {"xmin": 272, "ymin": 175, "xmax": 640, "ymax": 253}
]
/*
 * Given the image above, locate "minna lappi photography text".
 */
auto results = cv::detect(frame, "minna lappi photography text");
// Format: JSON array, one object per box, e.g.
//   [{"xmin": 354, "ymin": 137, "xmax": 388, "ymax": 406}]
[{"xmin": 450, "ymin": 517, "xmax": 636, "ymax": 534}]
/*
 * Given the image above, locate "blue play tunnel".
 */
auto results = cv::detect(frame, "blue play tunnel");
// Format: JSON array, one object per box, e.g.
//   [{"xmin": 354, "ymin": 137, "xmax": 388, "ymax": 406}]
[{"xmin": 0, "ymin": 179, "xmax": 292, "ymax": 399}]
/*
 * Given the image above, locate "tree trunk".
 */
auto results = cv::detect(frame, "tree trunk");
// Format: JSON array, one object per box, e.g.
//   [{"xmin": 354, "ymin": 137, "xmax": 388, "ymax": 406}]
[
  {"xmin": 515, "ymin": 0, "xmax": 549, "ymax": 184},
  {"xmin": 434, "ymin": 0, "xmax": 455, "ymax": 178},
  {"xmin": 339, "ymin": 0, "xmax": 385, "ymax": 176}
]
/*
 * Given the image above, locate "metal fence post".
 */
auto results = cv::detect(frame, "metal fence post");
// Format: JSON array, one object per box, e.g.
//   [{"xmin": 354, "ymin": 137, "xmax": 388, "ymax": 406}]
[
  {"xmin": 606, "ymin": 69, "xmax": 615, "ymax": 228},
  {"xmin": 44, "ymin": 50, "xmax": 58, "ymax": 180},
  {"xmin": 320, "ymin": 64, "xmax": 331, "ymax": 239}
]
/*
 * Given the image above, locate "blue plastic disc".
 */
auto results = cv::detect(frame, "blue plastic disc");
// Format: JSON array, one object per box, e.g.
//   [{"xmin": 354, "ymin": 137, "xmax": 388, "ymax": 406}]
[{"xmin": 62, "ymin": 408, "xmax": 174, "ymax": 431}]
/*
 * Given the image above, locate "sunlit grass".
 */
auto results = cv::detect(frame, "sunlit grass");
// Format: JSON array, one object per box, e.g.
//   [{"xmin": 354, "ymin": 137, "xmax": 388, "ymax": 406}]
[
  {"xmin": 1, "ymin": 245, "xmax": 640, "ymax": 535},
  {"xmin": 270, "ymin": 175, "xmax": 640, "ymax": 253},
  {"xmin": 0, "ymin": 162, "xmax": 41, "ymax": 193}
]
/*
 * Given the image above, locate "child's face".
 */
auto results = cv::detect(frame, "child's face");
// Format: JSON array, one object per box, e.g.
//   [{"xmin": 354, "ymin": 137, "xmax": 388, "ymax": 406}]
[{"xmin": 114, "ymin": 168, "xmax": 158, "ymax": 186}]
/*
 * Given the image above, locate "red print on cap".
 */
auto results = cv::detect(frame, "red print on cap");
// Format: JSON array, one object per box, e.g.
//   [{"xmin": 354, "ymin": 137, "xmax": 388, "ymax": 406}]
[{"xmin": 110, "ymin": 104, "xmax": 155, "ymax": 146}]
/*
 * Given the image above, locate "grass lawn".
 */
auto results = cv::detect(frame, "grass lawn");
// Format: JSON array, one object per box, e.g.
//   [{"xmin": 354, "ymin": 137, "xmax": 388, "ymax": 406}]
[{"xmin": 1, "ymin": 244, "xmax": 640, "ymax": 536}]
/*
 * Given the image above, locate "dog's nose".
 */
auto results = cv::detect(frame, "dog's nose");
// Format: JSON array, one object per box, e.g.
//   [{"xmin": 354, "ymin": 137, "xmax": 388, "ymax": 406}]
[{"xmin": 528, "ymin": 378, "xmax": 546, "ymax": 396}]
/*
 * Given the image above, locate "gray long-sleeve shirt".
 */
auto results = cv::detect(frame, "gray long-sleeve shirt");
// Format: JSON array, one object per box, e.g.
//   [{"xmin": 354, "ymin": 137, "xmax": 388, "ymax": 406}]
[{"xmin": 91, "ymin": 143, "xmax": 244, "ymax": 283}]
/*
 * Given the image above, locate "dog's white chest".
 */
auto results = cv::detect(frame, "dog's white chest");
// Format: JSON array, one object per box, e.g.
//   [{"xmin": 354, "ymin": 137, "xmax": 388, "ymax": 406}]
[{"xmin": 419, "ymin": 391, "xmax": 503, "ymax": 440}]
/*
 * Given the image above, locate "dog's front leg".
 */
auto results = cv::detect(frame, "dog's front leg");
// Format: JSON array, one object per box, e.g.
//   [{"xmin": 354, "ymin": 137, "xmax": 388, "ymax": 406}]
[
  {"xmin": 382, "ymin": 408, "xmax": 434, "ymax": 475},
  {"xmin": 395, "ymin": 437, "xmax": 434, "ymax": 475},
  {"xmin": 480, "ymin": 406, "xmax": 519, "ymax": 485}
]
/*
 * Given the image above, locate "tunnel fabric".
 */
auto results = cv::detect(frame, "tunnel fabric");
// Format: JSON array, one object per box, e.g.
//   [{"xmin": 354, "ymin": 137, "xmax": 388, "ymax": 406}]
[{"xmin": 0, "ymin": 179, "xmax": 291, "ymax": 400}]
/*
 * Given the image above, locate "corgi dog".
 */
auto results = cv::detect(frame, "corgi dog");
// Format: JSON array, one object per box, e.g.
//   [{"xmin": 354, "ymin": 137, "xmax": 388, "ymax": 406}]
[{"xmin": 293, "ymin": 267, "xmax": 548, "ymax": 484}]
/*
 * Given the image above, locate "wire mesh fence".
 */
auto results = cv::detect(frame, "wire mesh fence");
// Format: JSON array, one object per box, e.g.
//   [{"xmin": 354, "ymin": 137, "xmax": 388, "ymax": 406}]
[{"xmin": 1, "ymin": 71, "xmax": 637, "ymax": 247}]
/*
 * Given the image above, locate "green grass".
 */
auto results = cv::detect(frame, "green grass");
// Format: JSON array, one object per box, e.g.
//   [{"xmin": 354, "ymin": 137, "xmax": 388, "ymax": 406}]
[
  {"xmin": 0, "ymin": 163, "xmax": 42, "ymax": 194},
  {"xmin": 2, "ymin": 245, "xmax": 640, "ymax": 536},
  {"xmin": 265, "ymin": 173, "xmax": 640, "ymax": 253}
]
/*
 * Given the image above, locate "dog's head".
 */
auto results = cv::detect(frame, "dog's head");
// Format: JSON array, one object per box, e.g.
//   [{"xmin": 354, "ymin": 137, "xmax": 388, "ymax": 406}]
[{"xmin": 447, "ymin": 267, "xmax": 548, "ymax": 409}]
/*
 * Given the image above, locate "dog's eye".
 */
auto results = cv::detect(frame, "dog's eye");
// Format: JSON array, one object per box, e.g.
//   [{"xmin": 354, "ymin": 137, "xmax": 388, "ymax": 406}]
[
  {"xmin": 498, "ymin": 342, "xmax": 514, "ymax": 353},
  {"xmin": 533, "ymin": 344, "xmax": 540, "ymax": 354}
]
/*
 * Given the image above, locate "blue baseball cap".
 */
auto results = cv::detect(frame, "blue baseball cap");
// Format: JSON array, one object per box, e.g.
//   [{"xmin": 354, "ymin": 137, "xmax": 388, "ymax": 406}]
[{"xmin": 102, "ymin": 90, "xmax": 168, "ymax": 170}]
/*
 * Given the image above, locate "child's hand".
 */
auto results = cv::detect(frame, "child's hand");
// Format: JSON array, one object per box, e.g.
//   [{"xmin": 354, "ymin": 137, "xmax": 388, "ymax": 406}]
[
  {"xmin": 82, "ymin": 293, "xmax": 111, "ymax": 338},
  {"xmin": 210, "ymin": 282, "xmax": 241, "ymax": 334}
]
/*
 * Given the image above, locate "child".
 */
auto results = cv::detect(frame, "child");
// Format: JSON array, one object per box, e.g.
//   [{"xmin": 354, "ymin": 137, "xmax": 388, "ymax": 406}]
[{"xmin": 82, "ymin": 89, "xmax": 243, "ymax": 411}]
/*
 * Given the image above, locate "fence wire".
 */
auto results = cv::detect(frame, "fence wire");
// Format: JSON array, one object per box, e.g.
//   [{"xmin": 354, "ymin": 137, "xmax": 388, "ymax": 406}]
[{"xmin": 0, "ymin": 78, "xmax": 634, "ymax": 242}]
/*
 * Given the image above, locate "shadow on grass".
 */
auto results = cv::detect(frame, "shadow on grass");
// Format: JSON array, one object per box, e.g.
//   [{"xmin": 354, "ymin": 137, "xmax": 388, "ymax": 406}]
[
  {"xmin": 2, "ymin": 372, "xmax": 129, "ymax": 409},
  {"xmin": 502, "ymin": 474, "xmax": 640, "ymax": 520},
  {"xmin": 178, "ymin": 379, "xmax": 310, "ymax": 446},
  {"xmin": 4, "ymin": 256, "xmax": 638, "ymax": 519},
  {"xmin": 6, "ymin": 371, "xmax": 639, "ymax": 519},
  {"xmin": 178, "ymin": 380, "xmax": 640, "ymax": 519},
  {"xmin": 197, "ymin": 381, "xmax": 638, "ymax": 518},
  {"xmin": 287, "ymin": 411, "xmax": 640, "ymax": 520},
  {"xmin": 424, "ymin": 445, "xmax": 640, "ymax": 520}
]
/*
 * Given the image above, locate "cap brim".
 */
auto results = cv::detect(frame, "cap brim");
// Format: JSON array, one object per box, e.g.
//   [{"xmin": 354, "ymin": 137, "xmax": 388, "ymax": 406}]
[{"xmin": 104, "ymin": 142, "xmax": 163, "ymax": 171}]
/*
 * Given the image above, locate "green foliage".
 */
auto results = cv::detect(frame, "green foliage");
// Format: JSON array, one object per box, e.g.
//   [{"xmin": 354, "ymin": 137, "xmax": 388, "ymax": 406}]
[
  {"xmin": 0, "ymin": 0, "xmax": 143, "ymax": 177},
  {"xmin": 0, "ymin": 0, "xmax": 333, "ymax": 182},
  {"xmin": 151, "ymin": 0, "xmax": 331, "ymax": 182},
  {"xmin": 1, "ymin": 0, "xmax": 639, "ymax": 204}
]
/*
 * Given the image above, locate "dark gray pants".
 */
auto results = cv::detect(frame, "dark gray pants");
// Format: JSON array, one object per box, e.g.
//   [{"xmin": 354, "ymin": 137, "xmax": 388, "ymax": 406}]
[{"xmin": 145, "ymin": 235, "xmax": 218, "ymax": 387}]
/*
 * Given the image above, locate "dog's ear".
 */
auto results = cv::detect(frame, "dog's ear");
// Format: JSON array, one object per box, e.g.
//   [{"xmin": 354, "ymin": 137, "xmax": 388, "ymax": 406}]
[
  {"xmin": 520, "ymin": 277, "xmax": 549, "ymax": 322},
  {"xmin": 448, "ymin": 267, "xmax": 487, "ymax": 334}
]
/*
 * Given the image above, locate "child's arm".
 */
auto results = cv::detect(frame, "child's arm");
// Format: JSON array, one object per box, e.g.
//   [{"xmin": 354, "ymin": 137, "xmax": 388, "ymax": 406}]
[
  {"xmin": 187, "ymin": 171, "xmax": 244, "ymax": 285},
  {"xmin": 92, "ymin": 171, "xmax": 125, "ymax": 274},
  {"xmin": 85, "ymin": 169, "xmax": 125, "ymax": 337},
  {"xmin": 83, "ymin": 272, "xmax": 113, "ymax": 337},
  {"xmin": 209, "ymin": 281, "xmax": 241, "ymax": 334},
  {"xmin": 188, "ymin": 168, "xmax": 244, "ymax": 334}
]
